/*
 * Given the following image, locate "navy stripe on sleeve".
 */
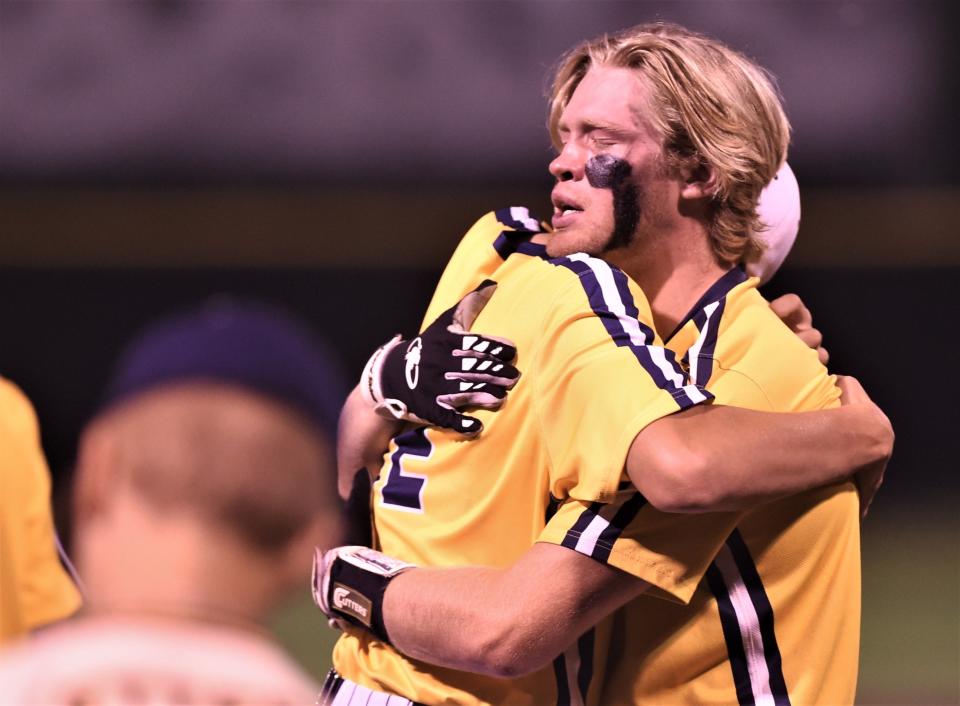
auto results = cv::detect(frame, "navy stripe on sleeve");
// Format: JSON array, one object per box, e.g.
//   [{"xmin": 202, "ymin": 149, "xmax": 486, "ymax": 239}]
[
  {"xmin": 558, "ymin": 492, "xmax": 648, "ymax": 563},
  {"xmin": 550, "ymin": 253, "xmax": 711, "ymax": 409},
  {"xmin": 560, "ymin": 502, "xmax": 605, "ymax": 551},
  {"xmin": 591, "ymin": 492, "xmax": 648, "ymax": 562}
]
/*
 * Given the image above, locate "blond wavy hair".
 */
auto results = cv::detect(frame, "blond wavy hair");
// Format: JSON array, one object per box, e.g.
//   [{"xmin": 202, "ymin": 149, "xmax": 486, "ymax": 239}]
[{"xmin": 548, "ymin": 23, "xmax": 790, "ymax": 265}]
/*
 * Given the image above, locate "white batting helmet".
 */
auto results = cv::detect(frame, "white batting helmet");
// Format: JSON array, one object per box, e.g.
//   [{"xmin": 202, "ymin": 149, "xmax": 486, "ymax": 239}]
[{"xmin": 746, "ymin": 161, "xmax": 801, "ymax": 284}]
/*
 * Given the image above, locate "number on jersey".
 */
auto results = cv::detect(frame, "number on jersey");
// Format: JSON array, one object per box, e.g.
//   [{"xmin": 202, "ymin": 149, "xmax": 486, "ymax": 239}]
[{"xmin": 380, "ymin": 428, "xmax": 433, "ymax": 513}]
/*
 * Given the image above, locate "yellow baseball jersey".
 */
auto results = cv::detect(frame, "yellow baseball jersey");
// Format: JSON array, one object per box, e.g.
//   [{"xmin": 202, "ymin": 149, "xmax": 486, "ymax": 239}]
[
  {"xmin": 573, "ymin": 268, "xmax": 859, "ymax": 705},
  {"xmin": 333, "ymin": 208, "xmax": 722, "ymax": 705},
  {"xmin": 0, "ymin": 378, "xmax": 82, "ymax": 644}
]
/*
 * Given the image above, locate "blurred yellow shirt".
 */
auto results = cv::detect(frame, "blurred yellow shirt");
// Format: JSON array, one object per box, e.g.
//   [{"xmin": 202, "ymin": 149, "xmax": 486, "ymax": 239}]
[{"xmin": 1, "ymin": 377, "xmax": 82, "ymax": 644}]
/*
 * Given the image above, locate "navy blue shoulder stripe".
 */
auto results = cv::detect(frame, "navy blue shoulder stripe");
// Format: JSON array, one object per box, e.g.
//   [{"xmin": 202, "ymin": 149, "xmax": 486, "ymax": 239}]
[
  {"xmin": 706, "ymin": 529, "xmax": 791, "ymax": 705},
  {"xmin": 492, "ymin": 207, "xmax": 548, "ymax": 260},
  {"xmin": 550, "ymin": 253, "xmax": 711, "ymax": 409}
]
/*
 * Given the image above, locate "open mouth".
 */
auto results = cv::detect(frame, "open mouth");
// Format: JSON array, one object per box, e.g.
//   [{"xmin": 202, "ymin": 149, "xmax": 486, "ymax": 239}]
[
  {"xmin": 550, "ymin": 200, "xmax": 584, "ymax": 230},
  {"xmin": 552, "ymin": 196, "xmax": 584, "ymax": 217}
]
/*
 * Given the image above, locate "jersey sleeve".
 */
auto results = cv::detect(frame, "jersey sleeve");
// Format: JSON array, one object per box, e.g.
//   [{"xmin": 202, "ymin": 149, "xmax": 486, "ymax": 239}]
[
  {"xmin": 0, "ymin": 380, "xmax": 82, "ymax": 643},
  {"xmin": 420, "ymin": 207, "xmax": 545, "ymax": 329},
  {"xmin": 537, "ymin": 290, "xmax": 845, "ymax": 604},
  {"xmin": 713, "ymin": 301, "xmax": 843, "ymax": 414},
  {"xmin": 537, "ymin": 493, "xmax": 740, "ymax": 604},
  {"xmin": 532, "ymin": 255, "xmax": 712, "ymax": 504}
]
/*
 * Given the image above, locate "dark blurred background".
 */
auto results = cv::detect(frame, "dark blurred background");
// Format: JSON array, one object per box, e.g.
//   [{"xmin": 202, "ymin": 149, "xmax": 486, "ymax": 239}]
[{"xmin": 1, "ymin": 1, "xmax": 957, "ymax": 703}]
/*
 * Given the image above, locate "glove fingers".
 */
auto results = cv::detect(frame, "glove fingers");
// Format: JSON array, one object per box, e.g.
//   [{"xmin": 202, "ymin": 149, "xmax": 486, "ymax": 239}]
[
  {"xmin": 441, "ymin": 377, "xmax": 509, "ymax": 398},
  {"xmin": 447, "ymin": 357, "xmax": 519, "ymax": 382},
  {"xmin": 438, "ymin": 391, "xmax": 507, "ymax": 411},
  {"xmin": 444, "ymin": 372, "xmax": 514, "ymax": 393},
  {"xmin": 474, "ymin": 332, "xmax": 516, "ymax": 355},
  {"xmin": 375, "ymin": 277, "xmax": 517, "ymax": 436},
  {"xmin": 451, "ymin": 280, "xmax": 498, "ymax": 331},
  {"xmin": 456, "ymin": 417, "xmax": 484, "ymax": 437},
  {"xmin": 445, "ymin": 331, "xmax": 517, "ymax": 362},
  {"xmin": 451, "ymin": 337, "xmax": 518, "ymax": 363},
  {"xmin": 431, "ymin": 404, "xmax": 485, "ymax": 435}
]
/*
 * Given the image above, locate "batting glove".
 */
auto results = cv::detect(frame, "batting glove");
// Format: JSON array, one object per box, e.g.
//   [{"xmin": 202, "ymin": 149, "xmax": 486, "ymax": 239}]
[
  {"xmin": 312, "ymin": 545, "xmax": 416, "ymax": 644},
  {"xmin": 360, "ymin": 280, "xmax": 519, "ymax": 435}
]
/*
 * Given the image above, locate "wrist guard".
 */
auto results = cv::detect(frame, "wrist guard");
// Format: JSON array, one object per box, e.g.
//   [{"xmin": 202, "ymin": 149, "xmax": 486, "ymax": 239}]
[{"xmin": 312, "ymin": 546, "xmax": 416, "ymax": 644}]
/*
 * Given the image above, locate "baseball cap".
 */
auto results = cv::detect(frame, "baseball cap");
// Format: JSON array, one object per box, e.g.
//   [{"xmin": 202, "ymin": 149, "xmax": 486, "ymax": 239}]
[{"xmin": 101, "ymin": 298, "xmax": 346, "ymax": 439}]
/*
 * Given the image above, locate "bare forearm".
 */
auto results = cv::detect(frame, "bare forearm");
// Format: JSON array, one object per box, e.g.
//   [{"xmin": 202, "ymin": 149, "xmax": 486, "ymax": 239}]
[
  {"xmin": 382, "ymin": 565, "xmax": 524, "ymax": 676},
  {"xmin": 631, "ymin": 403, "xmax": 892, "ymax": 512},
  {"xmin": 382, "ymin": 544, "xmax": 645, "ymax": 678},
  {"xmin": 336, "ymin": 385, "xmax": 400, "ymax": 500}
]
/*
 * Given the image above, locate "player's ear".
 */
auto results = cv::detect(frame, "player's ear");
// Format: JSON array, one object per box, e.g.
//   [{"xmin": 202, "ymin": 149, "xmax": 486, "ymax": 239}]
[
  {"xmin": 679, "ymin": 158, "xmax": 719, "ymax": 201},
  {"xmin": 73, "ymin": 421, "xmax": 119, "ymax": 524}
]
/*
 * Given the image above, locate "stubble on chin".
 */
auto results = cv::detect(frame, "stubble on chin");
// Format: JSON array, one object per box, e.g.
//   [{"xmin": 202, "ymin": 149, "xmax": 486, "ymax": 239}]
[{"xmin": 545, "ymin": 223, "xmax": 612, "ymax": 259}]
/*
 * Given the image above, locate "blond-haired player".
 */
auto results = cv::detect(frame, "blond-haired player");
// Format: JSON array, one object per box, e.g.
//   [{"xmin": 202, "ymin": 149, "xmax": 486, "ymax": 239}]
[{"xmin": 317, "ymin": 23, "xmax": 892, "ymax": 706}]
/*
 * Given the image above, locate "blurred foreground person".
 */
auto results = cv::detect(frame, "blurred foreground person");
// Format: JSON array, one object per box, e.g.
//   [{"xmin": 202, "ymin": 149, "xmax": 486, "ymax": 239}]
[
  {"xmin": 0, "ymin": 379, "xmax": 82, "ymax": 644},
  {"xmin": 0, "ymin": 301, "xmax": 344, "ymax": 705}
]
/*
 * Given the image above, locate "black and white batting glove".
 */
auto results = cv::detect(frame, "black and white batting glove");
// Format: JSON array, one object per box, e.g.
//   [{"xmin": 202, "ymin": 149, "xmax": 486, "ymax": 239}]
[
  {"xmin": 312, "ymin": 545, "xmax": 416, "ymax": 644},
  {"xmin": 360, "ymin": 280, "xmax": 519, "ymax": 436}
]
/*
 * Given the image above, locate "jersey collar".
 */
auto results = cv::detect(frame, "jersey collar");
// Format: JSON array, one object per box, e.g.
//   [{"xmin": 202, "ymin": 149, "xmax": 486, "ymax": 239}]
[{"xmin": 664, "ymin": 266, "xmax": 749, "ymax": 344}]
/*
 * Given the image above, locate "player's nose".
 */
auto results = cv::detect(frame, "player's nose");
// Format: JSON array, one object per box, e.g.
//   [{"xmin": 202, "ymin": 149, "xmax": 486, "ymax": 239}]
[{"xmin": 549, "ymin": 144, "xmax": 585, "ymax": 183}]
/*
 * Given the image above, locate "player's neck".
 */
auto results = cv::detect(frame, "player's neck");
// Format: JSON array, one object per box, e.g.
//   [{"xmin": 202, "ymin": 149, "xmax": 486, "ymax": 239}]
[
  {"xmin": 77, "ymin": 492, "xmax": 282, "ymax": 629},
  {"xmin": 617, "ymin": 226, "xmax": 726, "ymax": 337}
]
